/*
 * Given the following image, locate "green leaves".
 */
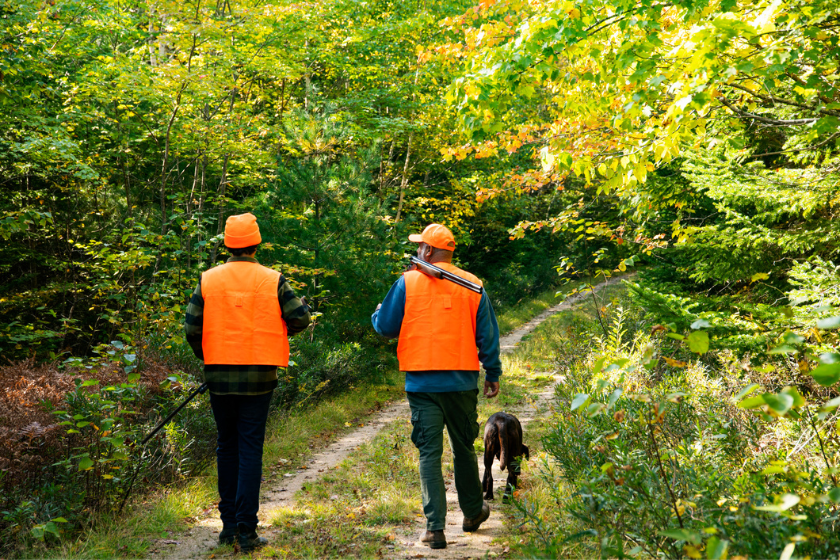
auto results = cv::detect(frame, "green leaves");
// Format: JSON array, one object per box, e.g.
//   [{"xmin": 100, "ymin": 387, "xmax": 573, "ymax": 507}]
[
  {"xmin": 761, "ymin": 393, "xmax": 795, "ymax": 415},
  {"xmin": 809, "ymin": 354, "xmax": 840, "ymax": 387},
  {"xmin": 753, "ymin": 493, "xmax": 800, "ymax": 512},
  {"xmin": 817, "ymin": 316, "xmax": 840, "ymax": 330},
  {"xmin": 571, "ymin": 393, "xmax": 590, "ymax": 411},
  {"xmin": 659, "ymin": 528, "xmax": 701, "ymax": 544},
  {"xmin": 809, "ymin": 363, "xmax": 840, "ymax": 386},
  {"xmin": 706, "ymin": 536, "xmax": 729, "ymax": 560},
  {"xmin": 687, "ymin": 331, "xmax": 709, "ymax": 354},
  {"xmin": 738, "ymin": 387, "xmax": 805, "ymax": 416}
]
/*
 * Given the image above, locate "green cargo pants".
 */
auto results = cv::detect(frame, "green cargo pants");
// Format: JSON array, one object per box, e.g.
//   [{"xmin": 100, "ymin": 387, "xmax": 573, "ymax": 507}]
[{"xmin": 406, "ymin": 389, "xmax": 484, "ymax": 531}]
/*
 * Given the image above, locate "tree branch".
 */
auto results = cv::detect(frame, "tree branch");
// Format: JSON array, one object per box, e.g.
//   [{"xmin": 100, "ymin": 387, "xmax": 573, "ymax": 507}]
[
  {"xmin": 719, "ymin": 97, "xmax": 819, "ymax": 125},
  {"xmin": 728, "ymin": 83, "xmax": 840, "ymax": 117}
]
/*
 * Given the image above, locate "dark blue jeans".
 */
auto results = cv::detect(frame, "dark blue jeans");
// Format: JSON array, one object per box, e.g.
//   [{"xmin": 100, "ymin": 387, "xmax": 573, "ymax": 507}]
[{"xmin": 209, "ymin": 391, "xmax": 273, "ymax": 531}]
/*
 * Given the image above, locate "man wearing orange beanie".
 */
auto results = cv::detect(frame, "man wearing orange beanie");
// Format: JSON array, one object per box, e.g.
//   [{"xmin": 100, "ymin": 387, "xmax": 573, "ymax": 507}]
[
  {"xmin": 371, "ymin": 223, "xmax": 501, "ymax": 550},
  {"xmin": 184, "ymin": 213, "xmax": 310, "ymax": 551}
]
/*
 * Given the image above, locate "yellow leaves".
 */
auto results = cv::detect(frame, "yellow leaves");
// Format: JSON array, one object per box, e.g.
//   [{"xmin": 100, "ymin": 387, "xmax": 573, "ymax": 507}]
[
  {"xmin": 684, "ymin": 545, "xmax": 703, "ymax": 559},
  {"xmin": 562, "ymin": 2, "xmax": 580, "ymax": 19},
  {"xmin": 663, "ymin": 357, "xmax": 688, "ymax": 368},
  {"xmin": 753, "ymin": 0, "xmax": 783, "ymax": 34}
]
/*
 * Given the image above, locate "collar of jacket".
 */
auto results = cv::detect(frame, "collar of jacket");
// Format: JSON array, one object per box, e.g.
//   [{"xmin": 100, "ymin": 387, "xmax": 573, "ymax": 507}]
[{"xmin": 226, "ymin": 256, "xmax": 258, "ymax": 263}]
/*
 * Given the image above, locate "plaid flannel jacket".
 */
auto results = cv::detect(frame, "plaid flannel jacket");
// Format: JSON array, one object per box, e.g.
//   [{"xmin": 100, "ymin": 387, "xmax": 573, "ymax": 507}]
[{"xmin": 184, "ymin": 256, "xmax": 311, "ymax": 395}]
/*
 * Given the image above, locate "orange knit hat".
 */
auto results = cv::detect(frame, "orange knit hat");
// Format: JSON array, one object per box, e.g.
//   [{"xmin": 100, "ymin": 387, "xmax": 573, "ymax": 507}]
[{"xmin": 224, "ymin": 213, "xmax": 262, "ymax": 248}]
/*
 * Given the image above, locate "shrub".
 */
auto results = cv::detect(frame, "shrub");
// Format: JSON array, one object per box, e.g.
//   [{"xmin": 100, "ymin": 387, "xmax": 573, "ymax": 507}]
[{"xmin": 513, "ymin": 296, "xmax": 840, "ymax": 559}]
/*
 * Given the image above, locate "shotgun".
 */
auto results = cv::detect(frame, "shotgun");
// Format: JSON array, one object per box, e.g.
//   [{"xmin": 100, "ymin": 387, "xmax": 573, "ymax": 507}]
[
  {"xmin": 409, "ymin": 256, "xmax": 483, "ymax": 294},
  {"xmin": 118, "ymin": 382, "xmax": 208, "ymax": 513}
]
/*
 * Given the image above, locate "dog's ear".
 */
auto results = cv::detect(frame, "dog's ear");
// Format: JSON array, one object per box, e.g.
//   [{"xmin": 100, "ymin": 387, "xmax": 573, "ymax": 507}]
[{"xmin": 522, "ymin": 444, "xmax": 530, "ymax": 460}]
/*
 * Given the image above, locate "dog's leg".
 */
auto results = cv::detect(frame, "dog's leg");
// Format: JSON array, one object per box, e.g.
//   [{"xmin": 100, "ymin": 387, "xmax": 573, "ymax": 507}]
[
  {"xmin": 502, "ymin": 455, "xmax": 518, "ymax": 502},
  {"xmin": 482, "ymin": 442, "xmax": 495, "ymax": 500}
]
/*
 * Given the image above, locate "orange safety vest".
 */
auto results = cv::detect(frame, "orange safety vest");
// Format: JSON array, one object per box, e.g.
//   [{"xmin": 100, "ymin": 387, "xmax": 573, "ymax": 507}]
[
  {"xmin": 397, "ymin": 262, "xmax": 483, "ymax": 372},
  {"xmin": 201, "ymin": 261, "xmax": 289, "ymax": 366}
]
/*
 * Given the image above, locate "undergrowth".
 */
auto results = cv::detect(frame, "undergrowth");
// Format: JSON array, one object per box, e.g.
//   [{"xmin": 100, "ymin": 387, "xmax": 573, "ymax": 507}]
[{"xmin": 508, "ymin": 283, "xmax": 840, "ymax": 559}]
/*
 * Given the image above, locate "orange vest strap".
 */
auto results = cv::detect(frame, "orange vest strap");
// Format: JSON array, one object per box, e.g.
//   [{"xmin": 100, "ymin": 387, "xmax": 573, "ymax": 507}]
[
  {"xmin": 201, "ymin": 261, "xmax": 290, "ymax": 366},
  {"xmin": 397, "ymin": 262, "xmax": 483, "ymax": 372}
]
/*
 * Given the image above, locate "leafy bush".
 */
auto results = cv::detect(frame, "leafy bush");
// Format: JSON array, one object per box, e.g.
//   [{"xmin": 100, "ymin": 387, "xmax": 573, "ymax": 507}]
[
  {"xmin": 514, "ymin": 292, "xmax": 840, "ymax": 559},
  {"xmin": 0, "ymin": 342, "xmax": 212, "ymax": 552}
]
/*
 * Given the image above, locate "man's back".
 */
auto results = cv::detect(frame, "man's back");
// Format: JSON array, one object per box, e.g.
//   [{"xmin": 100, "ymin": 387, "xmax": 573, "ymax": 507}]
[
  {"xmin": 202, "ymin": 260, "xmax": 288, "ymax": 366},
  {"xmin": 398, "ymin": 263, "xmax": 483, "ymax": 372}
]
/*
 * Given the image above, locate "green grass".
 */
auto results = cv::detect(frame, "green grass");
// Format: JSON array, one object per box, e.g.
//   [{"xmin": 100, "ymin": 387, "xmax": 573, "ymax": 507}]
[{"xmin": 496, "ymin": 282, "xmax": 571, "ymax": 336}]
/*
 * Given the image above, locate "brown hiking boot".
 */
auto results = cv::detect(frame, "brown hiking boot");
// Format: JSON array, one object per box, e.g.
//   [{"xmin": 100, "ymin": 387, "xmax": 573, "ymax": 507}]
[
  {"xmin": 420, "ymin": 530, "xmax": 447, "ymax": 549},
  {"xmin": 462, "ymin": 501, "xmax": 490, "ymax": 532}
]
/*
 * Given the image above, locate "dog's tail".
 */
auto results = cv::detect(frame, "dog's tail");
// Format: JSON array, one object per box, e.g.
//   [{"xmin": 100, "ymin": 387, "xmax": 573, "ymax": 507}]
[{"xmin": 498, "ymin": 422, "xmax": 510, "ymax": 471}]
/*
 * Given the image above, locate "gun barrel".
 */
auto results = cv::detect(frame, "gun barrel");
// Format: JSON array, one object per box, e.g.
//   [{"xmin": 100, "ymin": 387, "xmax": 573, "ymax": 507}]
[
  {"xmin": 409, "ymin": 257, "xmax": 483, "ymax": 293},
  {"xmin": 141, "ymin": 383, "xmax": 208, "ymax": 445}
]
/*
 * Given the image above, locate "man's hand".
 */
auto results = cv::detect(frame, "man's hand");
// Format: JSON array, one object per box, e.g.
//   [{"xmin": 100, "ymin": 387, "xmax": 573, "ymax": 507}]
[
  {"xmin": 375, "ymin": 303, "xmax": 382, "ymax": 312},
  {"xmin": 484, "ymin": 381, "xmax": 500, "ymax": 398}
]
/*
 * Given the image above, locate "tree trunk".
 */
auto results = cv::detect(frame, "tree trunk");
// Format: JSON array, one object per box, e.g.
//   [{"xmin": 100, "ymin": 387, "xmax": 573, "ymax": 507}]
[
  {"xmin": 395, "ymin": 132, "xmax": 414, "ymax": 223},
  {"xmin": 210, "ymin": 153, "xmax": 231, "ymax": 263}
]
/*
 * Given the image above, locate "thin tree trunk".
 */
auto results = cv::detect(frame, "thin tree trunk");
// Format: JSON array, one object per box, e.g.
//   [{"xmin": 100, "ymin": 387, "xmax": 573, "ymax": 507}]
[
  {"xmin": 148, "ymin": 8, "xmax": 156, "ymax": 66},
  {"xmin": 395, "ymin": 132, "xmax": 413, "ymax": 223},
  {"xmin": 209, "ymin": 153, "xmax": 230, "ymax": 263},
  {"xmin": 153, "ymin": 83, "xmax": 187, "ymax": 278},
  {"xmin": 395, "ymin": 68, "xmax": 420, "ymax": 222},
  {"xmin": 197, "ymin": 151, "xmax": 208, "ymax": 264},
  {"xmin": 159, "ymin": 83, "xmax": 187, "ymax": 237}
]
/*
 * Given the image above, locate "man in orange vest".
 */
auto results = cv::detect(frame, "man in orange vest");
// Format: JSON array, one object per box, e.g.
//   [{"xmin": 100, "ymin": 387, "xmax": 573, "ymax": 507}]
[
  {"xmin": 184, "ymin": 213, "xmax": 310, "ymax": 551},
  {"xmin": 371, "ymin": 223, "xmax": 501, "ymax": 550}
]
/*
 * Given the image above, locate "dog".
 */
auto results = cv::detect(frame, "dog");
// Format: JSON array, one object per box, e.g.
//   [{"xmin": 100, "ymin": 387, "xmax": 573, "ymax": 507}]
[{"xmin": 482, "ymin": 412, "xmax": 530, "ymax": 500}]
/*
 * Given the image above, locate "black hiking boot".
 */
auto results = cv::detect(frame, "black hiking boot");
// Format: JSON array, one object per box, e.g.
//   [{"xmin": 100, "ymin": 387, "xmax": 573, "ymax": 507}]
[
  {"xmin": 237, "ymin": 523, "xmax": 268, "ymax": 552},
  {"xmin": 420, "ymin": 530, "xmax": 447, "ymax": 549},
  {"xmin": 462, "ymin": 501, "xmax": 490, "ymax": 532},
  {"xmin": 218, "ymin": 524, "xmax": 238, "ymax": 545}
]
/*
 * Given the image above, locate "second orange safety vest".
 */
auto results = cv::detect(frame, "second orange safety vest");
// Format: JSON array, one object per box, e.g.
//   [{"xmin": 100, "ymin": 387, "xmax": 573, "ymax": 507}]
[
  {"xmin": 201, "ymin": 261, "xmax": 289, "ymax": 366},
  {"xmin": 397, "ymin": 262, "xmax": 483, "ymax": 372}
]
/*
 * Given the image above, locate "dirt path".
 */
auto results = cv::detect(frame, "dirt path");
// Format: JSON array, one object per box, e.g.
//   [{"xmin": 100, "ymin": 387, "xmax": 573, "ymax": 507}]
[{"xmin": 154, "ymin": 277, "xmax": 626, "ymax": 559}]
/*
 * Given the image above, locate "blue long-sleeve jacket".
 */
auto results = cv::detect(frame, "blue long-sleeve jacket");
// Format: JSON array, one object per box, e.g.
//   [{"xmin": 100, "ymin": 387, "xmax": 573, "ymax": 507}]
[{"xmin": 371, "ymin": 275, "xmax": 502, "ymax": 392}]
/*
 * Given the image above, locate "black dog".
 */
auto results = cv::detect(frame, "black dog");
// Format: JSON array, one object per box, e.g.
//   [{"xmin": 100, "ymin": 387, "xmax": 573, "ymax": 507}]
[{"xmin": 482, "ymin": 412, "xmax": 530, "ymax": 500}]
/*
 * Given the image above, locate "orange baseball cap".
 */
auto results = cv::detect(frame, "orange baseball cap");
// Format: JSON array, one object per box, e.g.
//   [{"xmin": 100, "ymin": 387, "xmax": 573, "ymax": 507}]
[
  {"xmin": 224, "ymin": 213, "xmax": 262, "ymax": 248},
  {"xmin": 408, "ymin": 223, "xmax": 456, "ymax": 251}
]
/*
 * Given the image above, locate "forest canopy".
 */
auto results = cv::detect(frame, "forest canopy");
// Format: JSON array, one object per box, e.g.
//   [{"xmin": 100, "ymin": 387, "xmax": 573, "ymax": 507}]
[{"xmin": 2, "ymin": 0, "xmax": 840, "ymax": 556}]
